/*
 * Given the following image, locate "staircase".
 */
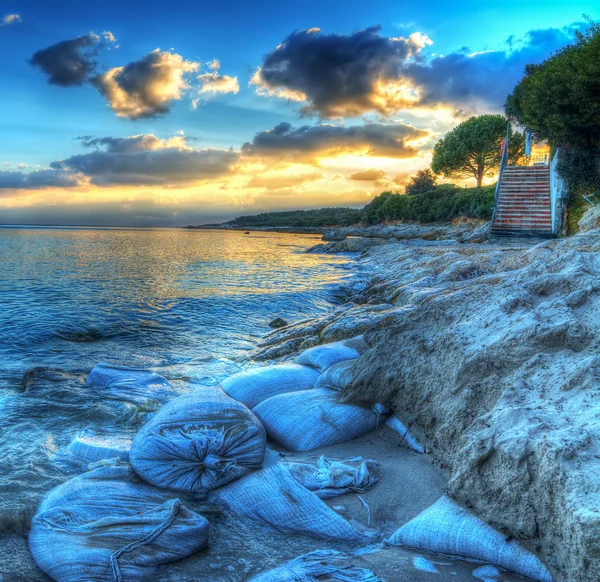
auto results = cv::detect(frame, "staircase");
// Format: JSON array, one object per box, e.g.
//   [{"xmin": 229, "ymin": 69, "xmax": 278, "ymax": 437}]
[{"xmin": 491, "ymin": 165, "xmax": 553, "ymax": 237}]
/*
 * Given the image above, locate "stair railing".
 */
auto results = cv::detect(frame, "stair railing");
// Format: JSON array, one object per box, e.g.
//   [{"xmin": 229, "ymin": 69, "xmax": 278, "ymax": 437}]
[{"xmin": 492, "ymin": 122, "xmax": 511, "ymax": 224}]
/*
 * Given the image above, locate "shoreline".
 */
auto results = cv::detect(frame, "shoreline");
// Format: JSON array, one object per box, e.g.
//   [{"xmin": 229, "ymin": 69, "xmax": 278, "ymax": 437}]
[{"xmin": 255, "ymin": 225, "xmax": 600, "ymax": 581}]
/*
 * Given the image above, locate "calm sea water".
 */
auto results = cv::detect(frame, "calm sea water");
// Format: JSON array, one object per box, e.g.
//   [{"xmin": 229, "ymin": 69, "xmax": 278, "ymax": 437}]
[{"xmin": 0, "ymin": 227, "xmax": 353, "ymax": 580}]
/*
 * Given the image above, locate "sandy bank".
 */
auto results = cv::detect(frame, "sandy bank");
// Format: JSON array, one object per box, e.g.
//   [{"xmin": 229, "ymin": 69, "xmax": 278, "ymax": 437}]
[{"xmin": 256, "ymin": 227, "xmax": 600, "ymax": 581}]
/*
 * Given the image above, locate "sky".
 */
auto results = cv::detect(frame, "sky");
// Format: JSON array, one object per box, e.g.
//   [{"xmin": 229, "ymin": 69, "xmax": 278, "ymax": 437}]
[{"xmin": 0, "ymin": 0, "xmax": 596, "ymax": 226}]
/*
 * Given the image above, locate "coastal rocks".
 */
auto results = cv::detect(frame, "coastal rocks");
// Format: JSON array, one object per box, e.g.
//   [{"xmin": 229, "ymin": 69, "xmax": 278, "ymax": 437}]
[
  {"xmin": 215, "ymin": 464, "xmax": 367, "ymax": 541},
  {"xmin": 129, "ymin": 387, "xmax": 266, "ymax": 494},
  {"xmin": 387, "ymin": 495, "xmax": 552, "ymax": 582},
  {"xmin": 307, "ymin": 237, "xmax": 385, "ymax": 254},
  {"xmin": 322, "ymin": 230, "xmax": 348, "ymax": 242},
  {"xmin": 319, "ymin": 304, "xmax": 410, "ymax": 342},
  {"xmin": 268, "ymin": 317, "xmax": 288, "ymax": 329},
  {"xmin": 459, "ymin": 220, "xmax": 491, "ymax": 243},
  {"xmin": 29, "ymin": 465, "xmax": 209, "ymax": 582},
  {"xmin": 20, "ymin": 367, "xmax": 83, "ymax": 392},
  {"xmin": 221, "ymin": 363, "xmax": 319, "ymax": 409},
  {"xmin": 578, "ymin": 204, "xmax": 600, "ymax": 232},
  {"xmin": 253, "ymin": 388, "xmax": 386, "ymax": 451},
  {"xmin": 340, "ymin": 223, "xmax": 475, "ymax": 241},
  {"xmin": 327, "ymin": 232, "xmax": 600, "ymax": 581}
]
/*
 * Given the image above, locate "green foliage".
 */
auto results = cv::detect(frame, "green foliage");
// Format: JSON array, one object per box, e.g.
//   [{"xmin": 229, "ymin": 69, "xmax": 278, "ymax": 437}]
[
  {"xmin": 557, "ymin": 149, "xmax": 600, "ymax": 204},
  {"xmin": 361, "ymin": 185, "xmax": 496, "ymax": 225},
  {"xmin": 506, "ymin": 22, "xmax": 600, "ymax": 204},
  {"xmin": 506, "ymin": 22, "xmax": 600, "ymax": 150},
  {"xmin": 405, "ymin": 169, "xmax": 437, "ymax": 196},
  {"xmin": 226, "ymin": 207, "xmax": 363, "ymax": 228},
  {"xmin": 431, "ymin": 114, "xmax": 524, "ymax": 187}
]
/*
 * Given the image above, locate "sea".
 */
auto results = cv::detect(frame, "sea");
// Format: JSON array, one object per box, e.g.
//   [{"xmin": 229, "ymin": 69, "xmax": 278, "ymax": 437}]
[{"xmin": 0, "ymin": 226, "xmax": 354, "ymax": 581}]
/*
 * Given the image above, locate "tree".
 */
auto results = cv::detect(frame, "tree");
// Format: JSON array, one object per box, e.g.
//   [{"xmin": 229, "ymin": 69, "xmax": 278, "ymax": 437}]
[
  {"xmin": 405, "ymin": 169, "xmax": 437, "ymax": 196},
  {"xmin": 431, "ymin": 114, "xmax": 525, "ymax": 187},
  {"xmin": 505, "ymin": 21, "xmax": 600, "ymax": 198},
  {"xmin": 505, "ymin": 21, "xmax": 600, "ymax": 150}
]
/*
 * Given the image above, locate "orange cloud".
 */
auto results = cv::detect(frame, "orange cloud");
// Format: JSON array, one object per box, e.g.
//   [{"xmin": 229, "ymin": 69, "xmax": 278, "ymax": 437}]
[{"xmin": 349, "ymin": 168, "xmax": 386, "ymax": 181}]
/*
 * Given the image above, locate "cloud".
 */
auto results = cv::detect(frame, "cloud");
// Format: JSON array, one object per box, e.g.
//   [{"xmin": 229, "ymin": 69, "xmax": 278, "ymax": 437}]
[
  {"xmin": 251, "ymin": 26, "xmax": 432, "ymax": 117},
  {"xmin": 252, "ymin": 24, "xmax": 579, "ymax": 116},
  {"xmin": 77, "ymin": 133, "xmax": 190, "ymax": 153},
  {"xmin": 91, "ymin": 50, "xmax": 199, "ymax": 119},
  {"xmin": 52, "ymin": 133, "xmax": 238, "ymax": 186},
  {"xmin": 246, "ymin": 171, "xmax": 324, "ymax": 190},
  {"xmin": 30, "ymin": 33, "xmax": 115, "ymax": 86},
  {"xmin": 349, "ymin": 168, "xmax": 386, "ymax": 181},
  {"xmin": 0, "ymin": 169, "xmax": 84, "ymax": 190},
  {"xmin": 197, "ymin": 72, "xmax": 239, "ymax": 95},
  {"xmin": 1, "ymin": 14, "xmax": 21, "ymax": 26},
  {"xmin": 401, "ymin": 25, "xmax": 580, "ymax": 111},
  {"xmin": 241, "ymin": 121, "xmax": 428, "ymax": 160}
]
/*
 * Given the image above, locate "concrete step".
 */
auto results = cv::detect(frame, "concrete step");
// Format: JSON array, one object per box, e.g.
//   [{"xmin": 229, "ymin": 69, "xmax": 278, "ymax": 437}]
[
  {"xmin": 497, "ymin": 201, "xmax": 550, "ymax": 206},
  {"xmin": 494, "ymin": 212, "xmax": 551, "ymax": 218},
  {"xmin": 490, "ymin": 229, "xmax": 555, "ymax": 238},
  {"xmin": 493, "ymin": 221, "xmax": 552, "ymax": 228}
]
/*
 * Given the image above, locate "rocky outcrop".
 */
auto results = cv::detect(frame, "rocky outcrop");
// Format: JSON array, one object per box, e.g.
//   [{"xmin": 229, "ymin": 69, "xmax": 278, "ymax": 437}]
[
  {"xmin": 322, "ymin": 230, "xmax": 347, "ymax": 241},
  {"xmin": 578, "ymin": 204, "xmax": 600, "ymax": 232},
  {"xmin": 257, "ymin": 232, "xmax": 600, "ymax": 581}
]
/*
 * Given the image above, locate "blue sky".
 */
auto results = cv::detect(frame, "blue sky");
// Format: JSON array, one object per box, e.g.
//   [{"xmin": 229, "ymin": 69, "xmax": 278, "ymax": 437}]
[{"xmin": 0, "ymin": 0, "xmax": 596, "ymax": 226}]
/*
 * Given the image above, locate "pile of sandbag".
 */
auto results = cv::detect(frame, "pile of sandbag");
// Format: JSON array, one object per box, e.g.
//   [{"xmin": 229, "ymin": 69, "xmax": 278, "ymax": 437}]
[
  {"xmin": 249, "ymin": 550, "xmax": 381, "ymax": 581},
  {"xmin": 387, "ymin": 495, "xmax": 553, "ymax": 582},
  {"xmin": 283, "ymin": 456, "xmax": 379, "ymax": 498},
  {"xmin": 222, "ymin": 363, "xmax": 319, "ymax": 409},
  {"xmin": 314, "ymin": 359, "xmax": 355, "ymax": 392},
  {"xmin": 66, "ymin": 429, "xmax": 131, "ymax": 464},
  {"xmin": 214, "ymin": 464, "xmax": 368, "ymax": 542},
  {"xmin": 221, "ymin": 338, "xmax": 385, "ymax": 452},
  {"xmin": 296, "ymin": 340, "xmax": 361, "ymax": 372},
  {"xmin": 86, "ymin": 363, "xmax": 176, "ymax": 406},
  {"xmin": 253, "ymin": 388, "xmax": 386, "ymax": 451},
  {"xmin": 29, "ymin": 465, "xmax": 209, "ymax": 582},
  {"xmin": 129, "ymin": 387, "xmax": 266, "ymax": 494}
]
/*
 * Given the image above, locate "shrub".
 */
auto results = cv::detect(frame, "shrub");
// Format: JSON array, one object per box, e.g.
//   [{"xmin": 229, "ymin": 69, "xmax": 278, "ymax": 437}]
[{"xmin": 362, "ymin": 185, "xmax": 495, "ymax": 225}]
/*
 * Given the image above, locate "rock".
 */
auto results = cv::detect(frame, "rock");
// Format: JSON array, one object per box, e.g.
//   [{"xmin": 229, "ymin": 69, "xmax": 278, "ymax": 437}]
[
  {"xmin": 578, "ymin": 204, "xmax": 600, "ymax": 233},
  {"xmin": 268, "ymin": 317, "xmax": 289, "ymax": 329},
  {"xmin": 460, "ymin": 221, "xmax": 491, "ymax": 243},
  {"xmin": 322, "ymin": 230, "xmax": 347, "ymax": 242},
  {"xmin": 257, "ymin": 231, "xmax": 600, "ymax": 581},
  {"xmin": 336, "ymin": 233, "xmax": 600, "ymax": 581}
]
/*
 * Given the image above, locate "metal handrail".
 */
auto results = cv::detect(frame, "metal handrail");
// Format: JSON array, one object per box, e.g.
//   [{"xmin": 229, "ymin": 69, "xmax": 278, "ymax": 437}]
[
  {"xmin": 511, "ymin": 153, "xmax": 549, "ymax": 167},
  {"xmin": 492, "ymin": 122, "xmax": 511, "ymax": 224}
]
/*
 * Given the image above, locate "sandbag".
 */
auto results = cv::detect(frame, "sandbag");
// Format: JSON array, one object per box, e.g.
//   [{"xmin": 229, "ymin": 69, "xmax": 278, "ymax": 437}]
[
  {"xmin": 314, "ymin": 360, "xmax": 355, "ymax": 392},
  {"xmin": 342, "ymin": 335, "xmax": 369, "ymax": 354},
  {"xmin": 386, "ymin": 495, "xmax": 552, "ymax": 582},
  {"xmin": 130, "ymin": 387, "xmax": 266, "ymax": 494},
  {"xmin": 29, "ymin": 465, "xmax": 209, "ymax": 582},
  {"xmin": 249, "ymin": 550, "xmax": 380, "ymax": 581},
  {"xmin": 296, "ymin": 341, "xmax": 359, "ymax": 372},
  {"xmin": 385, "ymin": 416, "xmax": 426, "ymax": 454},
  {"xmin": 221, "ymin": 364, "xmax": 319, "ymax": 409},
  {"xmin": 86, "ymin": 363, "xmax": 175, "ymax": 405},
  {"xmin": 283, "ymin": 456, "xmax": 379, "ymax": 498},
  {"xmin": 215, "ymin": 464, "xmax": 366, "ymax": 541},
  {"xmin": 253, "ymin": 388, "xmax": 386, "ymax": 451},
  {"xmin": 67, "ymin": 429, "xmax": 131, "ymax": 463}
]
